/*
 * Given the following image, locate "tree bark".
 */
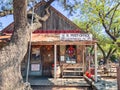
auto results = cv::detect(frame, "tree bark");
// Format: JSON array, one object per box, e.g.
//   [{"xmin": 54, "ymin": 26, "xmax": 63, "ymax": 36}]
[
  {"xmin": 0, "ymin": 0, "xmax": 30, "ymax": 90},
  {"xmin": 0, "ymin": 0, "xmax": 51, "ymax": 90}
]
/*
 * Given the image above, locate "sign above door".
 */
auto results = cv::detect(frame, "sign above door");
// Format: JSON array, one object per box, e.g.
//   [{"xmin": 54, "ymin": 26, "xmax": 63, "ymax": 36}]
[{"xmin": 60, "ymin": 33, "xmax": 93, "ymax": 41}]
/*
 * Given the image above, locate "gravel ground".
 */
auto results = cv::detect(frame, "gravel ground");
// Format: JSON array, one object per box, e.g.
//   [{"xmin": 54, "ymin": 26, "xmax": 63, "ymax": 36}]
[{"xmin": 32, "ymin": 86, "xmax": 89, "ymax": 90}]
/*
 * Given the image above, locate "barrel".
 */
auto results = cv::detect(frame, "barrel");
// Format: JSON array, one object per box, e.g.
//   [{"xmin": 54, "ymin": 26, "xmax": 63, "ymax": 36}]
[{"xmin": 51, "ymin": 64, "xmax": 61, "ymax": 78}]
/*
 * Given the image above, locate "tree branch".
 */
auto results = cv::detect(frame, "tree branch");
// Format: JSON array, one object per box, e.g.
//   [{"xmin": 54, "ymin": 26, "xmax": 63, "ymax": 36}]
[
  {"xmin": 99, "ymin": 9, "xmax": 117, "ymax": 41},
  {"xmin": 0, "ymin": 0, "xmax": 54, "ymax": 17},
  {"xmin": 44, "ymin": 0, "xmax": 55, "ymax": 9},
  {"xmin": 108, "ymin": 2, "xmax": 120, "ymax": 31},
  {"xmin": 98, "ymin": 11, "xmax": 108, "ymax": 31},
  {"xmin": 106, "ymin": 47, "xmax": 113, "ymax": 59},
  {"xmin": 0, "ymin": 10, "xmax": 13, "ymax": 17},
  {"xmin": 106, "ymin": 48, "xmax": 117, "ymax": 59},
  {"xmin": 105, "ymin": 2, "xmax": 120, "ymax": 17},
  {"xmin": 103, "ymin": 2, "xmax": 120, "ymax": 41},
  {"xmin": 35, "ymin": 8, "xmax": 50, "ymax": 21},
  {"xmin": 110, "ymin": 48, "xmax": 117, "ymax": 56},
  {"xmin": 27, "ymin": 7, "xmax": 50, "ymax": 31},
  {"xmin": 97, "ymin": 43, "xmax": 106, "ymax": 57},
  {"xmin": 105, "ymin": 30, "xmax": 117, "ymax": 41}
]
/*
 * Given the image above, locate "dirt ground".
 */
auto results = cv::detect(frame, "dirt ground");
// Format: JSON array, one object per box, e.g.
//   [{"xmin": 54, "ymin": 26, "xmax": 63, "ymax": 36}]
[{"xmin": 32, "ymin": 86, "xmax": 89, "ymax": 90}]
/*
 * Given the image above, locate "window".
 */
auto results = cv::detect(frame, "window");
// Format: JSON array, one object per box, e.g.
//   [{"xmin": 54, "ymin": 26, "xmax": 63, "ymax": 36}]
[{"xmin": 65, "ymin": 45, "xmax": 76, "ymax": 63}]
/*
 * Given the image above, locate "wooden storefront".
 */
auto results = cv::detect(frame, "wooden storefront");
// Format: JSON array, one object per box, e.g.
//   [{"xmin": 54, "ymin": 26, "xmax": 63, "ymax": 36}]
[
  {"xmin": 21, "ymin": 33, "xmax": 97, "ymax": 79},
  {"xmin": 0, "ymin": 1, "xmax": 98, "ymax": 82}
]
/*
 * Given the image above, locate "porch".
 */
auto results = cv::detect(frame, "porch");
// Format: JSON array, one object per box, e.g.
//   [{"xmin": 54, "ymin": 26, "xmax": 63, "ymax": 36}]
[
  {"xmin": 25, "ymin": 76, "xmax": 90, "ymax": 86},
  {"xmin": 21, "ymin": 33, "xmax": 98, "ymax": 84}
]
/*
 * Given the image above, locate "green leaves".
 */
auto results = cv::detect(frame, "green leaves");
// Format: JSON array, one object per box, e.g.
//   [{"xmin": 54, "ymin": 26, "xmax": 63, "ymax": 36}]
[{"xmin": 73, "ymin": 0, "xmax": 120, "ymax": 61}]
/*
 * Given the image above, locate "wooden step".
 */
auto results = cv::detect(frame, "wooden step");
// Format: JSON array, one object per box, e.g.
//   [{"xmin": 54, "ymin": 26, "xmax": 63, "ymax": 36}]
[
  {"xmin": 63, "ymin": 70, "xmax": 83, "ymax": 73},
  {"xmin": 62, "ymin": 75, "xmax": 83, "ymax": 78},
  {"xmin": 63, "ymin": 67, "xmax": 84, "ymax": 69}
]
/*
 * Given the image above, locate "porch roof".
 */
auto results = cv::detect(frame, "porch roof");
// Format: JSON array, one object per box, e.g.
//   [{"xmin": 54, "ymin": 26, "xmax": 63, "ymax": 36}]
[
  {"xmin": 32, "ymin": 33, "xmax": 97, "ymax": 45},
  {"xmin": 0, "ymin": 33, "xmax": 97, "ymax": 45}
]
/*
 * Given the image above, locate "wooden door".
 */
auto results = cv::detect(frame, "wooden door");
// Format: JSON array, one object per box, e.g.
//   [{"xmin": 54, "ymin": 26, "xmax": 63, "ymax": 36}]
[{"xmin": 41, "ymin": 45, "xmax": 54, "ymax": 77}]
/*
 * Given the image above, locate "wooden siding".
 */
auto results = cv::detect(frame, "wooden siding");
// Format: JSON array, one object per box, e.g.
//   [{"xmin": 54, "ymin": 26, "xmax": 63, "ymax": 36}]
[
  {"xmin": 77, "ymin": 45, "xmax": 85, "ymax": 63},
  {"xmin": 2, "ymin": 1, "xmax": 83, "ymax": 33},
  {"xmin": 34, "ymin": 2, "xmax": 81, "ymax": 31}
]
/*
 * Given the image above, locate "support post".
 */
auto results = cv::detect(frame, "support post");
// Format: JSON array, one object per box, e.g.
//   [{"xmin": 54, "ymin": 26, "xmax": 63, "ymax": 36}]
[
  {"xmin": 94, "ymin": 43, "xmax": 98, "ymax": 82},
  {"xmin": 88, "ymin": 53, "xmax": 91, "ymax": 72},
  {"xmin": 26, "ymin": 0, "xmax": 34, "ymax": 82},
  {"xmin": 83, "ymin": 49, "xmax": 85, "ymax": 72},
  {"xmin": 26, "ymin": 32, "xmax": 32, "ymax": 82},
  {"xmin": 54, "ymin": 45, "xmax": 57, "ymax": 79}
]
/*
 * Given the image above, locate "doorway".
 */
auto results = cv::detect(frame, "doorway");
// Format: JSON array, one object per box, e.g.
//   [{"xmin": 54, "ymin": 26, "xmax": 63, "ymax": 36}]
[{"xmin": 41, "ymin": 45, "xmax": 54, "ymax": 77}]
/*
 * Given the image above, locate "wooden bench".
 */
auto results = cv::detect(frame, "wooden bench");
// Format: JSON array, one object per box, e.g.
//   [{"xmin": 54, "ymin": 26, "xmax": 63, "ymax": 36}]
[{"xmin": 62, "ymin": 63, "xmax": 84, "ymax": 78}]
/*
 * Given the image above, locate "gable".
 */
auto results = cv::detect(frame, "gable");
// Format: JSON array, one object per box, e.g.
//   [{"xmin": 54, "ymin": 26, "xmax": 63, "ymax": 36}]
[{"xmin": 2, "ymin": 1, "xmax": 84, "ymax": 33}]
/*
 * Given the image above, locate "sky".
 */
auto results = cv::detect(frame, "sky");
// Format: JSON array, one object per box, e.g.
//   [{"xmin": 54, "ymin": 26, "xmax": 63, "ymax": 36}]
[
  {"xmin": 0, "ymin": 15, "xmax": 13, "ymax": 31},
  {"xmin": 0, "ymin": 1, "xmax": 76, "ymax": 31}
]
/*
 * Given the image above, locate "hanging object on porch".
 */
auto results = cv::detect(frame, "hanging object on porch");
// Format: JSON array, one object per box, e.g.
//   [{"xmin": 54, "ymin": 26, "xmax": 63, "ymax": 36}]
[
  {"xmin": 66, "ymin": 45, "xmax": 76, "ymax": 63},
  {"xmin": 67, "ymin": 45, "xmax": 75, "ymax": 57},
  {"xmin": 45, "ymin": 45, "xmax": 53, "ymax": 51}
]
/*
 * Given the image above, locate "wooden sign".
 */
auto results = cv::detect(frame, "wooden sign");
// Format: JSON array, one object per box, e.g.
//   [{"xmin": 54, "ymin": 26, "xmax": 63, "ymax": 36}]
[
  {"xmin": 31, "ymin": 64, "xmax": 40, "ymax": 71},
  {"xmin": 60, "ymin": 33, "xmax": 92, "ymax": 41}
]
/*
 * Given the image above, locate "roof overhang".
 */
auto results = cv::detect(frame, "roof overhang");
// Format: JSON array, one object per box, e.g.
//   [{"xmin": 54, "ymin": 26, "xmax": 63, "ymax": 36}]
[{"xmin": 0, "ymin": 33, "xmax": 97, "ymax": 45}]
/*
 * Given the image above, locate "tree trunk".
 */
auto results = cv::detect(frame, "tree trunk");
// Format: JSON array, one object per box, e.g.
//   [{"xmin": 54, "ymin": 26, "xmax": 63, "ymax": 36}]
[
  {"xmin": 0, "ymin": 0, "xmax": 51, "ymax": 89},
  {"xmin": 0, "ymin": 0, "xmax": 52, "ymax": 89},
  {"xmin": 0, "ymin": 0, "xmax": 31, "ymax": 90},
  {"xmin": 103, "ymin": 57, "xmax": 107, "ymax": 64}
]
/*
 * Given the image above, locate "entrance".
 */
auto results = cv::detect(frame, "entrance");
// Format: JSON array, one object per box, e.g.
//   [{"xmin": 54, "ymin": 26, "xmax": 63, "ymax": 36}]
[
  {"xmin": 21, "ymin": 45, "xmax": 59, "ymax": 78},
  {"xmin": 41, "ymin": 45, "xmax": 54, "ymax": 77},
  {"xmin": 30, "ymin": 46, "xmax": 42, "ymax": 76}
]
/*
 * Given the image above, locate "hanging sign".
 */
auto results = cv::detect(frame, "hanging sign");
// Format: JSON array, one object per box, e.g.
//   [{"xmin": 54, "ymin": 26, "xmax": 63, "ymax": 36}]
[{"xmin": 60, "ymin": 33, "xmax": 92, "ymax": 41}]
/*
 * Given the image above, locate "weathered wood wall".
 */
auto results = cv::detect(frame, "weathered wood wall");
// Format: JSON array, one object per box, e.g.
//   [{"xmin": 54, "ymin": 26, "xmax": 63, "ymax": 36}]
[
  {"xmin": 2, "ymin": 2, "xmax": 82, "ymax": 33},
  {"xmin": 35, "ymin": 4, "xmax": 80, "ymax": 31},
  {"xmin": 77, "ymin": 45, "xmax": 85, "ymax": 63}
]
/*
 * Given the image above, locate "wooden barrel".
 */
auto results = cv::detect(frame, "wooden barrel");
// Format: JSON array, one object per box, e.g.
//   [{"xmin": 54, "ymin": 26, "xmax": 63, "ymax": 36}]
[{"xmin": 51, "ymin": 65, "xmax": 61, "ymax": 78}]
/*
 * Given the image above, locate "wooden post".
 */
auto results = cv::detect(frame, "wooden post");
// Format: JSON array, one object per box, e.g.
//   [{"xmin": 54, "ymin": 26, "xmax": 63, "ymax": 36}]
[
  {"xmin": 88, "ymin": 53, "xmax": 91, "ymax": 72},
  {"xmin": 54, "ymin": 45, "xmax": 57, "ymax": 79},
  {"xmin": 26, "ymin": 0, "xmax": 34, "ymax": 82},
  {"xmin": 117, "ymin": 66, "xmax": 120, "ymax": 90},
  {"xmin": 94, "ymin": 43, "xmax": 98, "ymax": 82},
  {"xmin": 83, "ymin": 49, "xmax": 85, "ymax": 72},
  {"xmin": 84, "ymin": 47, "xmax": 87, "ymax": 72},
  {"xmin": 26, "ymin": 32, "xmax": 32, "ymax": 82}
]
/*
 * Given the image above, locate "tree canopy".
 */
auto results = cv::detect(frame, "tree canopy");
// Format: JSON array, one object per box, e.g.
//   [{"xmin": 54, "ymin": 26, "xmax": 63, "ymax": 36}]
[{"xmin": 73, "ymin": 0, "xmax": 120, "ymax": 63}]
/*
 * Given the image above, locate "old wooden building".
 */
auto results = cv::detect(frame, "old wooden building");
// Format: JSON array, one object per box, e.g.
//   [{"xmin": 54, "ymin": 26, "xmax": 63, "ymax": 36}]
[{"xmin": 0, "ymin": 1, "xmax": 98, "ymax": 83}]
